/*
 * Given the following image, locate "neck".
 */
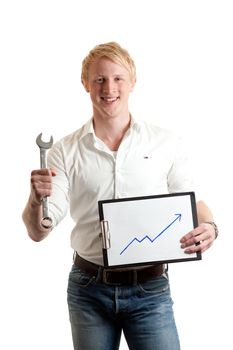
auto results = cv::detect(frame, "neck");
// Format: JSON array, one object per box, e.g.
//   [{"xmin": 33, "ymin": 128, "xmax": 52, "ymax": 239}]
[{"xmin": 93, "ymin": 114, "xmax": 131, "ymax": 151}]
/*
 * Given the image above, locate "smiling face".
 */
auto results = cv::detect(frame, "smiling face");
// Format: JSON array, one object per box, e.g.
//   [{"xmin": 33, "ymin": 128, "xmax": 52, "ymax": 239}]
[{"xmin": 83, "ymin": 58, "xmax": 136, "ymax": 121}]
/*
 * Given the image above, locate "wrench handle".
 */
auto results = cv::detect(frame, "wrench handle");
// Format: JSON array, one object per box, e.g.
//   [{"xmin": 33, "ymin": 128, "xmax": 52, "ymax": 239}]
[
  {"xmin": 39, "ymin": 148, "xmax": 53, "ymax": 228},
  {"xmin": 40, "ymin": 148, "xmax": 47, "ymax": 168}
]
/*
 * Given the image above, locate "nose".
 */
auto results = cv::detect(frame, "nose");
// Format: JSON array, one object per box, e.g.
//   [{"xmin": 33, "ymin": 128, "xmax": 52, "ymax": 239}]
[{"xmin": 102, "ymin": 79, "xmax": 116, "ymax": 95}]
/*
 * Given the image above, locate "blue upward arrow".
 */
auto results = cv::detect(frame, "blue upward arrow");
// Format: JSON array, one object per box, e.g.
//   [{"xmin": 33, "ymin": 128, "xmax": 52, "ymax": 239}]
[{"xmin": 120, "ymin": 213, "xmax": 182, "ymax": 255}]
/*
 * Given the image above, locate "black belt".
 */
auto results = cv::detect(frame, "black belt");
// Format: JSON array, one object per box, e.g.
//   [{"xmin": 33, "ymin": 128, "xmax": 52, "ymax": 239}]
[{"xmin": 74, "ymin": 254, "xmax": 164, "ymax": 285}]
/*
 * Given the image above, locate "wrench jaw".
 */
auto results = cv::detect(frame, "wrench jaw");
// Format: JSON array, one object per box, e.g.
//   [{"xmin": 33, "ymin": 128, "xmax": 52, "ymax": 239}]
[
  {"xmin": 36, "ymin": 133, "xmax": 53, "ymax": 149},
  {"xmin": 41, "ymin": 216, "xmax": 53, "ymax": 229},
  {"xmin": 41, "ymin": 196, "xmax": 53, "ymax": 229}
]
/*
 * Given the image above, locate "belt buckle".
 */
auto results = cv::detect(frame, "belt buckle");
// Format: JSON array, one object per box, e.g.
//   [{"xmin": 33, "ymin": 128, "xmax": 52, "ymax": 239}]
[{"xmin": 102, "ymin": 269, "xmax": 121, "ymax": 286}]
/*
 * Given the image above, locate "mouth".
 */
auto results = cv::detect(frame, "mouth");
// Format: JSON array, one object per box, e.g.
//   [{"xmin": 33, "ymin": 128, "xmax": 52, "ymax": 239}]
[{"xmin": 100, "ymin": 96, "xmax": 119, "ymax": 104}]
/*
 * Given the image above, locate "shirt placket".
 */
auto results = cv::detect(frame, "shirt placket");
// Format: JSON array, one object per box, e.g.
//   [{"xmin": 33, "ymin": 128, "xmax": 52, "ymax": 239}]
[
  {"xmin": 113, "ymin": 131, "xmax": 131, "ymax": 199},
  {"xmin": 114, "ymin": 155, "xmax": 120, "ymax": 199}
]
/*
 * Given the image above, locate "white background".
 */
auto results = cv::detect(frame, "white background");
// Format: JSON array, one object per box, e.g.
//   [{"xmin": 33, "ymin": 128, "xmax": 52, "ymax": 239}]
[{"xmin": 0, "ymin": 1, "xmax": 232, "ymax": 349}]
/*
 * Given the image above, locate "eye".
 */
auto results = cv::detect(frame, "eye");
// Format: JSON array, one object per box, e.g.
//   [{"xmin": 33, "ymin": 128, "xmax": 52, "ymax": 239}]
[
  {"xmin": 95, "ymin": 77, "xmax": 104, "ymax": 84},
  {"xmin": 115, "ymin": 76, "xmax": 122, "ymax": 81}
]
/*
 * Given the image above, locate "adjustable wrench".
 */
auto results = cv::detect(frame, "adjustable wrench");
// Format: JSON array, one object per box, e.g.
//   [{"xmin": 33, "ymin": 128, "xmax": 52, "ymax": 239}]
[{"xmin": 36, "ymin": 133, "xmax": 54, "ymax": 229}]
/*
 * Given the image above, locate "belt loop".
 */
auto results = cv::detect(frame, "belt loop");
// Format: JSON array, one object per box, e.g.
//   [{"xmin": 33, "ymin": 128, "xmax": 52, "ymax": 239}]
[
  {"xmin": 73, "ymin": 251, "xmax": 77, "ymax": 263},
  {"xmin": 96, "ymin": 266, "xmax": 104, "ymax": 283}
]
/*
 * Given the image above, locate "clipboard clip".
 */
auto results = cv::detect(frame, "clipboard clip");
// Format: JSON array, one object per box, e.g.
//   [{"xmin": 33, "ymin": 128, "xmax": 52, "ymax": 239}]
[{"xmin": 100, "ymin": 220, "xmax": 111, "ymax": 249}]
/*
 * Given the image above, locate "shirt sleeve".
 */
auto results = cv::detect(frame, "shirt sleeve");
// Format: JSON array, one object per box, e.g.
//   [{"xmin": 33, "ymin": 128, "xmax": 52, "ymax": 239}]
[
  {"xmin": 47, "ymin": 143, "xmax": 70, "ymax": 227},
  {"xmin": 167, "ymin": 136, "xmax": 196, "ymax": 194}
]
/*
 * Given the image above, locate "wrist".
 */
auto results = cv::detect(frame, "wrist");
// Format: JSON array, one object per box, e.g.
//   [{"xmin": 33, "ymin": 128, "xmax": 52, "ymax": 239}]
[
  {"xmin": 204, "ymin": 221, "xmax": 219, "ymax": 239},
  {"xmin": 29, "ymin": 194, "xmax": 42, "ymax": 208}
]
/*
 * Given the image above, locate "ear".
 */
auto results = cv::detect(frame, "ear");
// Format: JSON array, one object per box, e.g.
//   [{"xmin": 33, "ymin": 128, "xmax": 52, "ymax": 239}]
[
  {"xmin": 81, "ymin": 79, "xmax": 89, "ymax": 92},
  {"xmin": 130, "ymin": 78, "xmax": 136, "ymax": 92}
]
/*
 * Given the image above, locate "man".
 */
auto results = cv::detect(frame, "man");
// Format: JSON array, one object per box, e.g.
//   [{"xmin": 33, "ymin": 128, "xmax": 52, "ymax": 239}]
[{"xmin": 22, "ymin": 42, "xmax": 217, "ymax": 350}]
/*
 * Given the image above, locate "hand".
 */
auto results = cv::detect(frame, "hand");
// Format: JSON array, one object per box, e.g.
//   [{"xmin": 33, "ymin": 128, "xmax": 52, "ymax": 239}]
[
  {"xmin": 30, "ymin": 168, "xmax": 56, "ymax": 206},
  {"xmin": 180, "ymin": 222, "xmax": 216, "ymax": 254}
]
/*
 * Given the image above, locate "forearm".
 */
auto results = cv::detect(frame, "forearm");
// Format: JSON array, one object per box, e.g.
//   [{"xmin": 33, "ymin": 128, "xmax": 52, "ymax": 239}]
[
  {"xmin": 196, "ymin": 200, "xmax": 214, "ymax": 224},
  {"xmin": 22, "ymin": 195, "xmax": 51, "ymax": 242}
]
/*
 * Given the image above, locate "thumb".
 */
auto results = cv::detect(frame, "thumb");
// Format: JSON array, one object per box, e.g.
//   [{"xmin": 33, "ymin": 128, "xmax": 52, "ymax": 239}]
[{"xmin": 49, "ymin": 168, "xmax": 57, "ymax": 177}]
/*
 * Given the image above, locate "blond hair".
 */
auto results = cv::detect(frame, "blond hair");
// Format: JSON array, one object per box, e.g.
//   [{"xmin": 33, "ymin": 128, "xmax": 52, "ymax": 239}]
[{"xmin": 81, "ymin": 42, "xmax": 136, "ymax": 83}]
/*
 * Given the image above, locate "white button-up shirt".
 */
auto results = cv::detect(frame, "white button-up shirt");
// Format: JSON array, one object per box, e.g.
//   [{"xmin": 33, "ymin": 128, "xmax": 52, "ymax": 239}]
[{"xmin": 48, "ymin": 118, "xmax": 195, "ymax": 265}]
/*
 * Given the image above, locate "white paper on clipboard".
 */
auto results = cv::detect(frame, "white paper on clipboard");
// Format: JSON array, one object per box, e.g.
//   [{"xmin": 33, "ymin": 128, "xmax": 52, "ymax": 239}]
[{"xmin": 98, "ymin": 192, "xmax": 201, "ymax": 268}]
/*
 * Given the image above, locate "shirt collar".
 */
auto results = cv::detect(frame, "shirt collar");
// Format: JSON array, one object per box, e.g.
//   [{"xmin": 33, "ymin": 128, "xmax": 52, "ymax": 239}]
[
  {"xmin": 79, "ymin": 115, "xmax": 141, "ymax": 141},
  {"xmin": 130, "ymin": 115, "xmax": 141, "ymax": 131},
  {"xmin": 79, "ymin": 118, "xmax": 95, "ymax": 140}
]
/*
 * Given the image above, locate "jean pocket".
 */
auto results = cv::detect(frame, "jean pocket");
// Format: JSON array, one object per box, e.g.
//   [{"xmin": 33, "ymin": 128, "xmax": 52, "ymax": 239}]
[
  {"xmin": 68, "ymin": 265, "xmax": 95, "ymax": 288},
  {"xmin": 138, "ymin": 276, "xmax": 169, "ymax": 295}
]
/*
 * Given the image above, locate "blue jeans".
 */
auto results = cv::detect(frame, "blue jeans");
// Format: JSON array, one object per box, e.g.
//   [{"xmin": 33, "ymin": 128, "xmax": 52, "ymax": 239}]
[{"xmin": 67, "ymin": 265, "xmax": 180, "ymax": 350}]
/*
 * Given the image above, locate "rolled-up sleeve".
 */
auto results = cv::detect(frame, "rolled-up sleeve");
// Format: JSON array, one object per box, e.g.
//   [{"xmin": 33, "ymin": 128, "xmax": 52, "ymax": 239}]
[{"xmin": 47, "ymin": 144, "xmax": 70, "ymax": 227}]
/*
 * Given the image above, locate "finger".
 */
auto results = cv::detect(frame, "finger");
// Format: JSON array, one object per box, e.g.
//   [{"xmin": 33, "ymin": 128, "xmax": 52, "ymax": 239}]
[
  {"xmin": 31, "ymin": 168, "xmax": 52, "ymax": 176},
  {"xmin": 31, "ymin": 173, "xmax": 53, "ymax": 182},
  {"xmin": 184, "ymin": 238, "xmax": 213, "ymax": 254},
  {"xmin": 31, "ymin": 174, "xmax": 53, "ymax": 198},
  {"xmin": 180, "ymin": 226, "xmax": 204, "ymax": 243},
  {"xmin": 31, "ymin": 179, "xmax": 53, "ymax": 191},
  {"xmin": 49, "ymin": 168, "xmax": 57, "ymax": 176},
  {"xmin": 180, "ymin": 229, "xmax": 208, "ymax": 253},
  {"xmin": 180, "ymin": 233, "xmax": 202, "ymax": 248}
]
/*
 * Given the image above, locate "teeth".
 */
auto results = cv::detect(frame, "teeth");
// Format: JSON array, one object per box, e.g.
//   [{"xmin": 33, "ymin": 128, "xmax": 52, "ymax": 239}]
[{"xmin": 102, "ymin": 97, "xmax": 118, "ymax": 102}]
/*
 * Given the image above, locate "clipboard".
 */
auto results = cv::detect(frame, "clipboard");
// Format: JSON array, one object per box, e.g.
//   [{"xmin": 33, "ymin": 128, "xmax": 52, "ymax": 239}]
[{"xmin": 98, "ymin": 192, "xmax": 201, "ymax": 268}]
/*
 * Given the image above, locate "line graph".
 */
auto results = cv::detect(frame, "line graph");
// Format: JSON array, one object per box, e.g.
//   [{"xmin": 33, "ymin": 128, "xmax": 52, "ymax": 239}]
[{"xmin": 119, "ymin": 213, "xmax": 182, "ymax": 255}]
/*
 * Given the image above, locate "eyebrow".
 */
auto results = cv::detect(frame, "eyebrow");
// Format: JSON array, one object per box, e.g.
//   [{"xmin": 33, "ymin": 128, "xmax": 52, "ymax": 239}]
[{"xmin": 94, "ymin": 74, "xmax": 125, "ymax": 78}]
